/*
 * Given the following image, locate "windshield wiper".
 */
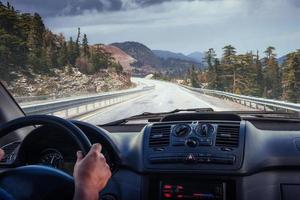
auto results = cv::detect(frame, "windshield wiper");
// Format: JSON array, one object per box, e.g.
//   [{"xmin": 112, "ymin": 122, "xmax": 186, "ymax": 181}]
[
  {"xmin": 101, "ymin": 108, "xmax": 214, "ymax": 126},
  {"xmin": 138, "ymin": 108, "xmax": 214, "ymax": 116}
]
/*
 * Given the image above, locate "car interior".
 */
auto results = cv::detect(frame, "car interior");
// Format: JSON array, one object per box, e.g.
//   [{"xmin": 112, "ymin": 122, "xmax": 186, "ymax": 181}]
[{"xmin": 1, "ymin": 80, "xmax": 300, "ymax": 200}]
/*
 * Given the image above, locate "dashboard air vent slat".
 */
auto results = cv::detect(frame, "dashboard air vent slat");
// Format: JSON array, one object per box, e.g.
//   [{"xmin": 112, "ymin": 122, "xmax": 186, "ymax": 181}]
[
  {"xmin": 216, "ymin": 124, "xmax": 240, "ymax": 147},
  {"xmin": 149, "ymin": 125, "xmax": 171, "ymax": 147}
]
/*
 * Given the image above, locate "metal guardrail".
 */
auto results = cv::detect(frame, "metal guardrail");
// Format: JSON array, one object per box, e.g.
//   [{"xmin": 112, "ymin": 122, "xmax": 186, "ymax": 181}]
[
  {"xmin": 21, "ymin": 86, "xmax": 155, "ymax": 118},
  {"xmin": 16, "ymin": 95, "xmax": 55, "ymax": 103},
  {"xmin": 181, "ymin": 85, "xmax": 300, "ymax": 113}
]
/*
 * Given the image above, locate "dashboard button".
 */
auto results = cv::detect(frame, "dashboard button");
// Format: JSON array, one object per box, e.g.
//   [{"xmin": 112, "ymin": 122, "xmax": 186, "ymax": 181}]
[{"xmin": 185, "ymin": 153, "xmax": 196, "ymax": 163}]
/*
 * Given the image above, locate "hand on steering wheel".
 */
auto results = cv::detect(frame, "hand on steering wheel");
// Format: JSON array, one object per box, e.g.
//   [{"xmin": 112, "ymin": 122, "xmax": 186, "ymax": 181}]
[{"xmin": 73, "ymin": 143, "xmax": 111, "ymax": 200}]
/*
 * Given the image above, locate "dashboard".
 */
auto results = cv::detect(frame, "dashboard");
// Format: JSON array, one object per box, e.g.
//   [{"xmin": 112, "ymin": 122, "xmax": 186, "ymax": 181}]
[{"xmin": 2, "ymin": 113, "xmax": 300, "ymax": 200}]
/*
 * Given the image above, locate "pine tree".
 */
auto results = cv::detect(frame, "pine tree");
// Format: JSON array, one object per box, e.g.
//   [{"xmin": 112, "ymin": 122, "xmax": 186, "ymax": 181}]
[
  {"xmin": 190, "ymin": 65, "xmax": 200, "ymax": 87},
  {"xmin": 254, "ymin": 50, "xmax": 264, "ymax": 96},
  {"xmin": 27, "ymin": 27, "xmax": 42, "ymax": 71},
  {"xmin": 282, "ymin": 51, "xmax": 300, "ymax": 102},
  {"xmin": 75, "ymin": 27, "xmax": 81, "ymax": 58},
  {"xmin": 221, "ymin": 45, "xmax": 237, "ymax": 92},
  {"xmin": 231, "ymin": 54, "xmax": 251, "ymax": 94},
  {"xmin": 67, "ymin": 37, "xmax": 77, "ymax": 66},
  {"xmin": 222, "ymin": 45, "xmax": 236, "ymax": 65},
  {"xmin": 82, "ymin": 34, "xmax": 90, "ymax": 58},
  {"xmin": 27, "ymin": 13, "xmax": 46, "ymax": 72},
  {"xmin": 214, "ymin": 58, "xmax": 224, "ymax": 90},
  {"xmin": 204, "ymin": 48, "xmax": 216, "ymax": 89},
  {"xmin": 263, "ymin": 46, "xmax": 281, "ymax": 99},
  {"xmin": 43, "ymin": 30, "xmax": 59, "ymax": 69},
  {"xmin": 57, "ymin": 33, "xmax": 68, "ymax": 67}
]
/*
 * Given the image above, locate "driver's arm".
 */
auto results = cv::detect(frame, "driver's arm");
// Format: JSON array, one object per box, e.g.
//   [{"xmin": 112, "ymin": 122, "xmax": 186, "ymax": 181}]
[{"xmin": 73, "ymin": 143, "xmax": 111, "ymax": 200}]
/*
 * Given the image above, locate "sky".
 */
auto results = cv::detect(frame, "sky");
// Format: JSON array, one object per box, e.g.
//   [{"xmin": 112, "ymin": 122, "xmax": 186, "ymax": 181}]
[{"xmin": 9, "ymin": 0, "xmax": 300, "ymax": 57}]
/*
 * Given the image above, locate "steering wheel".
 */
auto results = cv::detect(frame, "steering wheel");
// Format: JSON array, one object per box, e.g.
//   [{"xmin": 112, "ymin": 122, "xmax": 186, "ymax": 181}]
[{"xmin": 0, "ymin": 115, "xmax": 92, "ymax": 200}]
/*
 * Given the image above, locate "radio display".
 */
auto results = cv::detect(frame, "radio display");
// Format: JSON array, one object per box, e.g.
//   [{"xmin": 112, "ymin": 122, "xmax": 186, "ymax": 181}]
[{"xmin": 160, "ymin": 181, "xmax": 225, "ymax": 200}]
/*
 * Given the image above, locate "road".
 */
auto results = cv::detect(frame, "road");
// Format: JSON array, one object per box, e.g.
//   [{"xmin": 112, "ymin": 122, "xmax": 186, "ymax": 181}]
[{"xmin": 79, "ymin": 78, "xmax": 249, "ymax": 125}]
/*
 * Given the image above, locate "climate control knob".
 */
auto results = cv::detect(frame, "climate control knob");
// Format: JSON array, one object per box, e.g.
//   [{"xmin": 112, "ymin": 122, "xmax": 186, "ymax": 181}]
[
  {"xmin": 173, "ymin": 124, "xmax": 191, "ymax": 137},
  {"xmin": 196, "ymin": 124, "xmax": 214, "ymax": 137},
  {"xmin": 185, "ymin": 137, "xmax": 198, "ymax": 147}
]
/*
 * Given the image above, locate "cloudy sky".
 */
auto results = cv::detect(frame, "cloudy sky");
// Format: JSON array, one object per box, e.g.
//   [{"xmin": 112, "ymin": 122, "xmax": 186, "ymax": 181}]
[{"xmin": 10, "ymin": 0, "xmax": 300, "ymax": 57}]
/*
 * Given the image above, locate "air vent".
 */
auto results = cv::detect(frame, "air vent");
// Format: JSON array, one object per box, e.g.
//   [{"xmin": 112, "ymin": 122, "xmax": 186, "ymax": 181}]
[
  {"xmin": 149, "ymin": 125, "xmax": 171, "ymax": 147},
  {"xmin": 216, "ymin": 124, "xmax": 240, "ymax": 147}
]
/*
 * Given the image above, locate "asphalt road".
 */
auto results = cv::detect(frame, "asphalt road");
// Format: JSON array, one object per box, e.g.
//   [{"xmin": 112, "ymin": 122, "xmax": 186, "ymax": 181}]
[{"xmin": 79, "ymin": 78, "xmax": 248, "ymax": 125}]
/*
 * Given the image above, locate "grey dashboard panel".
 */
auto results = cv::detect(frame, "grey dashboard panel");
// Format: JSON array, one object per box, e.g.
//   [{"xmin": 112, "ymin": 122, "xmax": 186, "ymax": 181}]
[
  {"xmin": 101, "ymin": 119, "xmax": 300, "ymax": 174},
  {"xmin": 242, "ymin": 121, "xmax": 300, "ymax": 174},
  {"xmin": 236, "ymin": 171, "xmax": 300, "ymax": 200},
  {"xmin": 3, "ymin": 112, "xmax": 300, "ymax": 200}
]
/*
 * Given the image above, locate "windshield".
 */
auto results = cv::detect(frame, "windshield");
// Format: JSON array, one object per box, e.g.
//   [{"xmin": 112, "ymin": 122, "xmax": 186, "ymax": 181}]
[{"xmin": 1, "ymin": 0, "xmax": 300, "ymax": 124}]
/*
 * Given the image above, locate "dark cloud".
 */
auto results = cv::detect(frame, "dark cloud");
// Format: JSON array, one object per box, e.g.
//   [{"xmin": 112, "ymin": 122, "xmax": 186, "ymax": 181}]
[
  {"xmin": 8, "ymin": 0, "xmax": 202, "ymax": 17},
  {"xmin": 290, "ymin": 0, "xmax": 300, "ymax": 7},
  {"xmin": 8, "ymin": 0, "xmax": 300, "ymax": 18},
  {"xmin": 136, "ymin": 0, "xmax": 171, "ymax": 7},
  {"xmin": 9, "ymin": 0, "xmax": 122, "ymax": 17}
]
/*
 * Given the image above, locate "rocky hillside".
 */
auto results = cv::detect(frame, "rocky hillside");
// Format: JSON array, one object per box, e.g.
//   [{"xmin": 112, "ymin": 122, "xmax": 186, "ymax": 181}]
[
  {"xmin": 5, "ymin": 67, "xmax": 132, "ymax": 98},
  {"xmin": 0, "ymin": 2, "xmax": 133, "ymax": 99},
  {"xmin": 99, "ymin": 45, "xmax": 136, "ymax": 73}
]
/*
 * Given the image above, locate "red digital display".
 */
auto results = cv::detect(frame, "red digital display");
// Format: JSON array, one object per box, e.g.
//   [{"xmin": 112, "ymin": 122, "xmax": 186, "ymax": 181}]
[{"xmin": 160, "ymin": 181, "xmax": 224, "ymax": 200}]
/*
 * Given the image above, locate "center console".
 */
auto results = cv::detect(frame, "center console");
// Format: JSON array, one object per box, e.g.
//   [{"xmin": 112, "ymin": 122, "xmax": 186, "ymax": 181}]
[
  {"xmin": 143, "ymin": 119, "xmax": 245, "ymax": 172},
  {"xmin": 143, "ymin": 114, "xmax": 244, "ymax": 200}
]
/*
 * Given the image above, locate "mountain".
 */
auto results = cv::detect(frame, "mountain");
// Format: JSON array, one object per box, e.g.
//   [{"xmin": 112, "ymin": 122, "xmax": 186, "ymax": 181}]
[
  {"xmin": 111, "ymin": 41, "xmax": 161, "ymax": 68},
  {"xmin": 152, "ymin": 50, "xmax": 199, "ymax": 63},
  {"xmin": 187, "ymin": 52, "xmax": 204, "ymax": 63},
  {"xmin": 159, "ymin": 58, "xmax": 202, "ymax": 78},
  {"xmin": 111, "ymin": 41, "xmax": 203, "ymax": 77}
]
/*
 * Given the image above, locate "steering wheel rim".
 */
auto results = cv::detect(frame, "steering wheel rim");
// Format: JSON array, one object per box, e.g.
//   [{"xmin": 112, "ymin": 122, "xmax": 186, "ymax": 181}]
[
  {"xmin": 0, "ymin": 115, "xmax": 91, "ymax": 155},
  {"xmin": 0, "ymin": 115, "xmax": 92, "ymax": 200}
]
